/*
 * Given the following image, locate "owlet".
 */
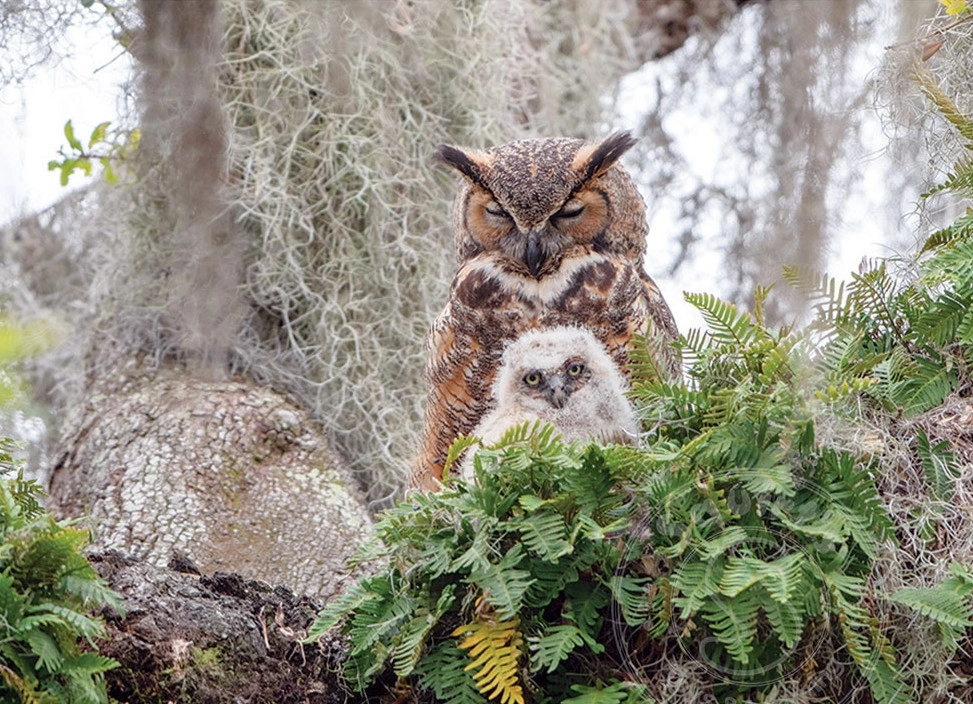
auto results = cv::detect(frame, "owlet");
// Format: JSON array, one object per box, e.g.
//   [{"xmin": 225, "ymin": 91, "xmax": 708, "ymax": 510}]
[{"xmin": 457, "ymin": 326, "xmax": 638, "ymax": 482}]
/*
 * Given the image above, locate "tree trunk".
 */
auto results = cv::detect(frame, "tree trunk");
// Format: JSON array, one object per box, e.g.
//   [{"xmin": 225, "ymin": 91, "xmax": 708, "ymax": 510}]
[{"xmin": 49, "ymin": 370, "xmax": 374, "ymax": 600}]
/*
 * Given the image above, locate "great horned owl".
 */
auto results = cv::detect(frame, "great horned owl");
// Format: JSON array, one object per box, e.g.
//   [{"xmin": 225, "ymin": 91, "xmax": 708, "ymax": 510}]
[
  {"xmin": 458, "ymin": 326, "xmax": 638, "ymax": 481},
  {"xmin": 412, "ymin": 131, "xmax": 677, "ymax": 491}
]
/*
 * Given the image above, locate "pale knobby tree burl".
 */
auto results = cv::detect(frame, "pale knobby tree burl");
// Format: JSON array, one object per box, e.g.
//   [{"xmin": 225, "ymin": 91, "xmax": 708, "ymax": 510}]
[{"xmin": 1, "ymin": 0, "xmax": 752, "ymax": 596}]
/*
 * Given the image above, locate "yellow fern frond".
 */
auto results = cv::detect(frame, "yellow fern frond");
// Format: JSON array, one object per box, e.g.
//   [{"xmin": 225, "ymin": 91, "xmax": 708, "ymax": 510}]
[{"xmin": 452, "ymin": 615, "xmax": 525, "ymax": 704}]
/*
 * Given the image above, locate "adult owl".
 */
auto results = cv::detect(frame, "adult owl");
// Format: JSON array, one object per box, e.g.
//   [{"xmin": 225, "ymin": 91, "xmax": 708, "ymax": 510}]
[
  {"xmin": 458, "ymin": 326, "xmax": 638, "ymax": 482},
  {"xmin": 412, "ymin": 131, "xmax": 677, "ymax": 491}
]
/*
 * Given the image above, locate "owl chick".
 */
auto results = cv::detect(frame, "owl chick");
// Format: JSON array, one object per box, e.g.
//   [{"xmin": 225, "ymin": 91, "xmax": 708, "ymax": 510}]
[
  {"xmin": 412, "ymin": 131, "xmax": 677, "ymax": 491},
  {"xmin": 457, "ymin": 326, "xmax": 638, "ymax": 481}
]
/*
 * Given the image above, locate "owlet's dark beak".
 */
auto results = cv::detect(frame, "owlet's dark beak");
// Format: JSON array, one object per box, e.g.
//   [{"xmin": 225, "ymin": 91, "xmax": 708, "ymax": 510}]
[{"xmin": 545, "ymin": 375, "xmax": 569, "ymax": 409}]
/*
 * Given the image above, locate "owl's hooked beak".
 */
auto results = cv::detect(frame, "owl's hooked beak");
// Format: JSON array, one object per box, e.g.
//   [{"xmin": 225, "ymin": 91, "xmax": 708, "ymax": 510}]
[
  {"xmin": 524, "ymin": 229, "xmax": 546, "ymax": 279},
  {"xmin": 545, "ymin": 375, "xmax": 569, "ymax": 409}
]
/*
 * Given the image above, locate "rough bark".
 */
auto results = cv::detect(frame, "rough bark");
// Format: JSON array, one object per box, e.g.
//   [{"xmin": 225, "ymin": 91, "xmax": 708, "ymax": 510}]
[
  {"xmin": 90, "ymin": 551, "xmax": 378, "ymax": 704},
  {"xmin": 49, "ymin": 370, "xmax": 374, "ymax": 600}
]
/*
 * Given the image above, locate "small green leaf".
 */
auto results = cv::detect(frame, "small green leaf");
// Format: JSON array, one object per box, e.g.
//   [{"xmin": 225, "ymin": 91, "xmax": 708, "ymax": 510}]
[
  {"xmin": 89, "ymin": 121, "xmax": 111, "ymax": 148},
  {"xmin": 64, "ymin": 120, "xmax": 82, "ymax": 151}
]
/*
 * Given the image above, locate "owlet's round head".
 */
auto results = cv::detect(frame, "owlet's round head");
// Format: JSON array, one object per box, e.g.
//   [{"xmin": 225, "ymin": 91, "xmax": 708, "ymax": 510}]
[
  {"xmin": 492, "ymin": 326, "xmax": 628, "ymax": 416},
  {"xmin": 435, "ymin": 131, "xmax": 649, "ymax": 278}
]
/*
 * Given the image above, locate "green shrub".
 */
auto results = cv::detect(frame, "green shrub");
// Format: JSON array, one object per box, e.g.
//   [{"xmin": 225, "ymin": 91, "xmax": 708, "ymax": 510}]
[{"xmin": 0, "ymin": 439, "xmax": 121, "ymax": 704}]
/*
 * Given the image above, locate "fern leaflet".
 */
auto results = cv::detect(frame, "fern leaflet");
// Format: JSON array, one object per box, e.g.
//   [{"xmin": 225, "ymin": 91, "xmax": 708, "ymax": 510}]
[{"xmin": 453, "ymin": 616, "xmax": 525, "ymax": 704}]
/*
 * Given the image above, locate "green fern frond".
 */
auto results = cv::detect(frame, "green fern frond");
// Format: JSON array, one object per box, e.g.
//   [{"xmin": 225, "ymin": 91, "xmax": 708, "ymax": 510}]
[
  {"xmin": 782, "ymin": 266, "xmax": 851, "ymax": 328},
  {"xmin": 719, "ymin": 553, "xmax": 804, "ymax": 603},
  {"xmin": 528, "ymin": 624, "xmax": 585, "ymax": 673},
  {"xmin": 888, "ymin": 585, "xmax": 973, "ymax": 631},
  {"xmin": 517, "ymin": 511, "xmax": 572, "ymax": 561},
  {"xmin": 888, "ymin": 354, "xmax": 956, "ymax": 415},
  {"xmin": 562, "ymin": 681, "xmax": 653, "ymax": 704},
  {"xmin": 469, "ymin": 545, "xmax": 534, "ymax": 622},
  {"xmin": 563, "ymin": 580, "xmax": 609, "ymax": 650},
  {"xmin": 417, "ymin": 642, "xmax": 488, "ymax": 704},
  {"xmin": 919, "ymin": 208, "xmax": 973, "ymax": 254},
  {"xmin": 847, "ymin": 262, "xmax": 903, "ymax": 342},
  {"xmin": 34, "ymin": 604, "xmax": 105, "ymax": 643},
  {"xmin": 522, "ymin": 557, "xmax": 581, "ymax": 609},
  {"xmin": 821, "ymin": 449, "xmax": 894, "ymax": 557},
  {"xmin": 916, "ymin": 427, "xmax": 959, "ymax": 502},
  {"xmin": 761, "ymin": 589, "xmax": 805, "ymax": 649},
  {"xmin": 609, "ymin": 575, "xmax": 651, "ymax": 627},
  {"xmin": 450, "ymin": 530, "xmax": 498, "ymax": 575},
  {"xmin": 863, "ymin": 659, "xmax": 914, "ymax": 704},
  {"xmin": 699, "ymin": 588, "xmax": 761, "ymax": 665},
  {"xmin": 695, "ymin": 527, "xmax": 749, "ymax": 561},
  {"xmin": 671, "ymin": 557, "xmax": 724, "ymax": 615},
  {"xmin": 924, "ymin": 155, "xmax": 973, "ymax": 198},
  {"xmin": 824, "ymin": 569, "xmax": 913, "ymax": 704},
  {"xmin": 343, "ymin": 575, "xmax": 415, "ymax": 659},
  {"xmin": 679, "ymin": 327, "xmax": 711, "ymax": 361},
  {"xmin": 627, "ymin": 332, "xmax": 671, "ymax": 384},
  {"xmin": 391, "ymin": 585, "xmax": 456, "ymax": 677},
  {"xmin": 24, "ymin": 629, "xmax": 62, "ymax": 674},
  {"xmin": 730, "ymin": 457, "xmax": 796, "ymax": 497},
  {"xmin": 684, "ymin": 291, "xmax": 764, "ymax": 347},
  {"xmin": 825, "ymin": 572, "xmax": 873, "ymax": 668},
  {"xmin": 444, "ymin": 435, "xmax": 482, "ymax": 483},
  {"xmin": 909, "ymin": 290, "xmax": 966, "ymax": 347},
  {"xmin": 921, "ymin": 237, "xmax": 973, "ymax": 290}
]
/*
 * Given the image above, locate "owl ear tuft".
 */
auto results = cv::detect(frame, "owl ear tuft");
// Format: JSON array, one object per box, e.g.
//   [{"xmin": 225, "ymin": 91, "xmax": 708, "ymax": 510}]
[
  {"xmin": 576, "ymin": 130, "xmax": 638, "ymax": 182},
  {"xmin": 434, "ymin": 144, "xmax": 491, "ymax": 188}
]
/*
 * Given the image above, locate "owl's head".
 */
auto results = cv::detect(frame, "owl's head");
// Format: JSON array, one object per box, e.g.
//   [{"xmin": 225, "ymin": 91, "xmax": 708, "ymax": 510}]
[
  {"xmin": 494, "ymin": 326, "xmax": 623, "ymax": 413},
  {"xmin": 435, "ymin": 131, "xmax": 648, "ymax": 278}
]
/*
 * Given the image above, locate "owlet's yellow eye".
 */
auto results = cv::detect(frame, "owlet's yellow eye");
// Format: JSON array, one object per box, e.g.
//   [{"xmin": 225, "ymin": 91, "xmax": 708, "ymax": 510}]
[
  {"xmin": 566, "ymin": 362, "xmax": 585, "ymax": 377},
  {"xmin": 523, "ymin": 371, "xmax": 542, "ymax": 387}
]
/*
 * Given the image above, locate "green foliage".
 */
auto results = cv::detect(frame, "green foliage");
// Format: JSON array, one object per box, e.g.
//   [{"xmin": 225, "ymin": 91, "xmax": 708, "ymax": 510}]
[
  {"xmin": 308, "ymin": 292, "xmax": 910, "ymax": 703},
  {"xmin": 783, "ymin": 70, "xmax": 973, "ymax": 423},
  {"xmin": 47, "ymin": 120, "xmax": 140, "ymax": 187},
  {"xmin": 0, "ymin": 440, "xmax": 121, "ymax": 703},
  {"xmin": 308, "ymin": 63, "xmax": 973, "ymax": 704},
  {"xmin": 309, "ymin": 228, "xmax": 973, "ymax": 702},
  {"xmin": 311, "ymin": 430, "xmax": 649, "ymax": 702},
  {"xmin": 889, "ymin": 562, "xmax": 973, "ymax": 650}
]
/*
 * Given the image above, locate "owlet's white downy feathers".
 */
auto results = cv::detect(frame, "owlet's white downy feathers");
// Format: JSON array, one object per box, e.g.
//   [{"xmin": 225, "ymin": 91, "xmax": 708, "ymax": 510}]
[{"xmin": 457, "ymin": 326, "xmax": 638, "ymax": 481}]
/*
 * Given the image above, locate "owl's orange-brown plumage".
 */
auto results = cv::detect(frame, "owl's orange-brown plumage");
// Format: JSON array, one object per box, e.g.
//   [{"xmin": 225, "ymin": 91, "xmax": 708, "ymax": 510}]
[{"xmin": 412, "ymin": 131, "xmax": 678, "ymax": 491}]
